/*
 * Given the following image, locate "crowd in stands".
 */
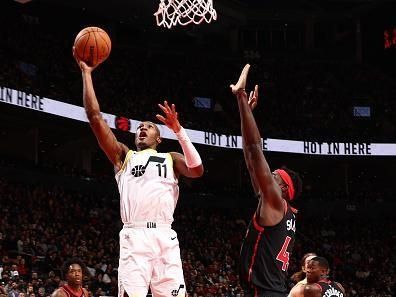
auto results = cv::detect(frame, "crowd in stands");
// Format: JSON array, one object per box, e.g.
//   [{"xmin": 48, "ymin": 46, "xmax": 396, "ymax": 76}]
[
  {"xmin": 1, "ymin": 3, "xmax": 395, "ymax": 297},
  {"xmin": 1, "ymin": 1, "xmax": 396, "ymax": 142},
  {"xmin": 0, "ymin": 174, "xmax": 394, "ymax": 297}
]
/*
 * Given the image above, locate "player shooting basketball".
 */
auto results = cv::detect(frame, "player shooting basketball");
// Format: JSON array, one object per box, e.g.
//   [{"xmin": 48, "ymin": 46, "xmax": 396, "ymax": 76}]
[{"xmin": 73, "ymin": 47, "xmax": 204, "ymax": 297}]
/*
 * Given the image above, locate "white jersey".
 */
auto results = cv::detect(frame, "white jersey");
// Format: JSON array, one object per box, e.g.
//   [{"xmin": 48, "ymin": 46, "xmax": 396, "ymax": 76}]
[{"xmin": 115, "ymin": 149, "xmax": 179, "ymax": 224}]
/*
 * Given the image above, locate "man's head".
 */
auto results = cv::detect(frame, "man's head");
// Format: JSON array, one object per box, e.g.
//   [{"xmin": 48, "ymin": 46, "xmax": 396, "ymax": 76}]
[
  {"xmin": 306, "ymin": 256, "xmax": 329, "ymax": 283},
  {"xmin": 37, "ymin": 287, "xmax": 45, "ymax": 297},
  {"xmin": 11, "ymin": 271, "xmax": 19, "ymax": 280},
  {"xmin": 301, "ymin": 252, "xmax": 317, "ymax": 273},
  {"xmin": 11, "ymin": 282, "xmax": 17, "ymax": 290},
  {"xmin": 62, "ymin": 258, "xmax": 87, "ymax": 287},
  {"xmin": 134, "ymin": 121, "xmax": 161, "ymax": 151},
  {"xmin": 54, "ymin": 275, "xmax": 61, "ymax": 284},
  {"xmin": 1, "ymin": 272, "xmax": 9, "ymax": 281},
  {"xmin": 272, "ymin": 166, "xmax": 302, "ymax": 201}
]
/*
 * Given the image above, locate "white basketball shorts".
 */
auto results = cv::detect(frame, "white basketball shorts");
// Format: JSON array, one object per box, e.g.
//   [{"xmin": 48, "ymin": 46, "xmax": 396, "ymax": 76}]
[{"xmin": 118, "ymin": 223, "xmax": 186, "ymax": 297}]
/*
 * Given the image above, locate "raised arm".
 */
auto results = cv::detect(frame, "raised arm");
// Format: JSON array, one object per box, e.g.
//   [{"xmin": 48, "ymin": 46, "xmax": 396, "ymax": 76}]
[
  {"xmin": 230, "ymin": 64, "xmax": 284, "ymax": 220},
  {"xmin": 156, "ymin": 101, "xmax": 204, "ymax": 178},
  {"xmin": 243, "ymin": 84, "xmax": 261, "ymax": 195},
  {"xmin": 73, "ymin": 47, "xmax": 128, "ymax": 172}
]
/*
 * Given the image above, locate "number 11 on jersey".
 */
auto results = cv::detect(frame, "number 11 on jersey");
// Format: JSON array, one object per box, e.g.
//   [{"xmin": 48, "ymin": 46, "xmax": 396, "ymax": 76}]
[{"xmin": 156, "ymin": 163, "xmax": 167, "ymax": 178}]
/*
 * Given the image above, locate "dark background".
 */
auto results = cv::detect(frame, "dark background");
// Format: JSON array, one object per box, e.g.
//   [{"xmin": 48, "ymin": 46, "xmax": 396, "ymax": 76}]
[{"xmin": 0, "ymin": 0, "xmax": 395, "ymax": 296}]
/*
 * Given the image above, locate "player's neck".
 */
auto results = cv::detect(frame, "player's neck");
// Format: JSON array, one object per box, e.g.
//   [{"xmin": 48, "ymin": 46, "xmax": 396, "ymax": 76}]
[
  {"xmin": 66, "ymin": 284, "xmax": 82, "ymax": 294},
  {"xmin": 137, "ymin": 146, "xmax": 157, "ymax": 152}
]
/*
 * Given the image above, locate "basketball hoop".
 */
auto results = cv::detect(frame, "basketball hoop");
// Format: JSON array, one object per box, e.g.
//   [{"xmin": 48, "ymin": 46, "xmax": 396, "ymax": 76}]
[{"xmin": 154, "ymin": 0, "xmax": 217, "ymax": 29}]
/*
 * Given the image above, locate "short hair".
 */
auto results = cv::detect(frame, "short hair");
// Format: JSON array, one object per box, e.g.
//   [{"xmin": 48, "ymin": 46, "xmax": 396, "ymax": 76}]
[
  {"xmin": 61, "ymin": 258, "xmax": 87, "ymax": 280},
  {"xmin": 282, "ymin": 166, "xmax": 303, "ymax": 200},
  {"xmin": 310, "ymin": 256, "xmax": 329, "ymax": 270},
  {"xmin": 152, "ymin": 122, "xmax": 161, "ymax": 136},
  {"xmin": 137, "ymin": 121, "xmax": 161, "ymax": 136}
]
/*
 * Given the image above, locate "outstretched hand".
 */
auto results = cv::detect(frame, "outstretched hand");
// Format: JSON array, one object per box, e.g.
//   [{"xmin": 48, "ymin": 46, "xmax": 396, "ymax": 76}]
[
  {"xmin": 72, "ymin": 46, "xmax": 97, "ymax": 73},
  {"xmin": 248, "ymin": 84, "xmax": 259, "ymax": 111},
  {"xmin": 230, "ymin": 64, "xmax": 259, "ymax": 111},
  {"xmin": 156, "ymin": 100, "xmax": 182, "ymax": 133},
  {"xmin": 230, "ymin": 64, "xmax": 250, "ymax": 95}
]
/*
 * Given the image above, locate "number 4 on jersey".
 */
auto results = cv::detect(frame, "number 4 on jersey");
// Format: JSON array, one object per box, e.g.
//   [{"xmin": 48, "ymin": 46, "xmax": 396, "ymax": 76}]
[{"xmin": 276, "ymin": 236, "xmax": 291, "ymax": 271}]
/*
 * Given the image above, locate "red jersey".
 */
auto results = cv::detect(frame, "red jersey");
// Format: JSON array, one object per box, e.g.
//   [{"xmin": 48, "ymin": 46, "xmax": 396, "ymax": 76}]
[{"xmin": 60, "ymin": 285, "xmax": 86, "ymax": 297}]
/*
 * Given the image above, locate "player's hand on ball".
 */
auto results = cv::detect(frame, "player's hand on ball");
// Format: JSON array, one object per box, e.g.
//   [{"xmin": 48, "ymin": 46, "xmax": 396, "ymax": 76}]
[
  {"xmin": 156, "ymin": 100, "xmax": 181, "ymax": 133},
  {"xmin": 248, "ymin": 84, "xmax": 259, "ymax": 111},
  {"xmin": 72, "ymin": 46, "xmax": 97, "ymax": 73}
]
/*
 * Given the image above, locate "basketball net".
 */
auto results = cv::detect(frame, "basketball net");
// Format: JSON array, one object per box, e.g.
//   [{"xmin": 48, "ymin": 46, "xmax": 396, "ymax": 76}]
[{"xmin": 154, "ymin": 0, "xmax": 217, "ymax": 29}]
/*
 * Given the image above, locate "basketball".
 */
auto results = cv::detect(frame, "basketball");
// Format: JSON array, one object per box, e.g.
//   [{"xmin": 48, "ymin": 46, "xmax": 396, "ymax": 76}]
[{"xmin": 73, "ymin": 27, "xmax": 111, "ymax": 67}]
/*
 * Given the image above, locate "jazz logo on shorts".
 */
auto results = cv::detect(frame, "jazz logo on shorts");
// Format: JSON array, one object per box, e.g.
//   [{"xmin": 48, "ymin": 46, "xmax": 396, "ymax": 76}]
[{"xmin": 171, "ymin": 284, "xmax": 185, "ymax": 297}]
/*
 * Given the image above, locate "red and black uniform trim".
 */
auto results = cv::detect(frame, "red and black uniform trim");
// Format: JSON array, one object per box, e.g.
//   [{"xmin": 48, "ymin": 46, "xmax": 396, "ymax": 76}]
[
  {"xmin": 60, "ymin": 285, "xmax": 86, "ymax": 297},
  {"xmin": 315, "ymin": 279, "xmax": 344, "ymax": 297},
  {"xmin": 239, "ymin": 202, "xmax": 297, "ymax": 297}
]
